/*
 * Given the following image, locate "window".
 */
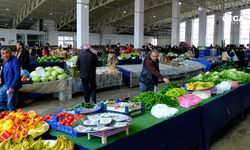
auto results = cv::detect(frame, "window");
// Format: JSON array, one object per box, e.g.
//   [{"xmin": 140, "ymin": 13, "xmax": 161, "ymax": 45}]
[
  {"xmin": 58, "ymin": 36, "xmax": 74, "ymax": 48},
  {"xmin": 224, "ymin": 12, "xmax": 232, "ymax": 46},
  {"xmin": 179, "ymin": 22, "xmax": 186, "ymax": 42},
  {"xmin": 206, "ymin": 15, "xmax": 215, "ymax": 46},
  {"xmin": 240, "ymin": 9, "xmax": 250, "ymax": 46},
  {"xmin": 192, "ymin": 18, "xmax": 199, "ymax": 47}
]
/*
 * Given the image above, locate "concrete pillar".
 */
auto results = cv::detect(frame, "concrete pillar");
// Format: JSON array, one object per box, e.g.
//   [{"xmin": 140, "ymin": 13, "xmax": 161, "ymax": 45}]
[
  {"xmin": 198, "ymin": 8, "xmax": 207, "ymax": 46},
  {"xmin": 77, "ymin": 0, "xmax": 89, "ymax": 49},
  {"xmin": 134, "ymin": 0, "xmax": 144, "ymax": 49},
  {"xmin": 230, "ymin": 10, "xmax": 240, "ymax": 46},
  {"xmin": 185, "ymin": 19, "xmax": 192, "ymax": 44},
  {"xmin": 171, "ymin": 0, "xmax": 180, "ymax": 46},
  {"xmin": 214, "ymin": 12, "xmax": 224, "ymax": 46}
]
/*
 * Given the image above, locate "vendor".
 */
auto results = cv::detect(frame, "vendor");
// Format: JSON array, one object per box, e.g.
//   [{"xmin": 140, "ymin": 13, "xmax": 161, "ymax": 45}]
[
  {"xmin": 16, "ymin": 42, "xmax": 30, "ymax": 71},
  {"xmin": 139, "ymin": 50, "xmax": 170, "ymax": 92}
]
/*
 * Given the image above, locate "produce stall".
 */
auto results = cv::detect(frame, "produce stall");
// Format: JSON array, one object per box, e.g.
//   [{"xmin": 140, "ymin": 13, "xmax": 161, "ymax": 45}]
[
  {"xmin": 71, "ymin": 67, "xmax": 122, "ymax": 93},
  {"xmin": 117, "ymin": 60, "xmax": 205, "ymax": 87},
  {"xmin": 20, "ymin": 66, "xmax": 72, "ymax": 101},
  {"xmin": 117, "ymin": 53, "xmax": 142, "ymax": 65},
  {"xmin": 192, "ymin": 57, "xmax": 222, "ymax": 71},
  {"xmin": 118, "ymin": 58, "xmax": 142, "ymax": 65}
]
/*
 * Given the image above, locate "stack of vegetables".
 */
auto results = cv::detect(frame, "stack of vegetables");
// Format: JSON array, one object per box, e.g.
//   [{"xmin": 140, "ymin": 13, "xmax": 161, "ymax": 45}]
[
  {"xmin": 0, "ymin": 109, "xmax": 48, "ymax": 142},
  {"xmin": 0, "ymin": 135, "xmax": 74, "ymax": 150},
  {"xmin": 133, "ymin": 91, "xmax": 179, "ymax": 109},
  {"xmin": 191, "ymin": 69, "xmax": 250, "ymax": 85},
  {"xmin": 30, "ymin": 66, "xmax": 68, "ymax": 83},
  {"xmin": 38, "ymin": 56, "xmax": 61, "ymax": 64}
]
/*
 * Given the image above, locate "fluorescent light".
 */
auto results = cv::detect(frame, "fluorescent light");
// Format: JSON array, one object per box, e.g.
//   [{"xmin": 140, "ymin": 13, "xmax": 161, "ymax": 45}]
[
  {"xmin": 153, "ymin": 16, "xmax": 156, "ymax": 18},
  {"xmin": 178, "ymin": 2, "xmax": 182, "ymax": 5},
  {"xmin": 49, "ymin": 12, "xmax": 53, "ymax": 16},
  {"xmin": 6, "ymin": 8, "xmax": 9, "ymax": 11},
  {"xmin": 84, "ymin": 5, "xmax": 88, "ymax": 8},
  {"xmin": 123, "ymin": 10, "xmax": 127, "ymax": 14}
]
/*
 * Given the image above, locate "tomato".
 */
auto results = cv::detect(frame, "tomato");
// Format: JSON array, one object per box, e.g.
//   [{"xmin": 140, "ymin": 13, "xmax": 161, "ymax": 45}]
[
  {"xmin": 78, "ymin": 114, "xmax": 84, "ymax": 118},
  {"xmin": 68, "ymin": 116, "xmax": 73, "ymax": 120},
  {"xmin": 65, "ymin": 123, "xmax": 70, "ymax": 126},
  {"xmin": 69, "ymin": 122, "xmax": 73, "ymax": 126}
]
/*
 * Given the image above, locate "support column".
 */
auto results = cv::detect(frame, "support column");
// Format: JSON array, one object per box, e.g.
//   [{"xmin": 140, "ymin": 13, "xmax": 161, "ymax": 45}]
[
  {"xmin": 134, "ymin": 0, "xmax": 144, "ymax": 49},
  {"xmin": 214, "ymin": 12, "xmax": 224, "ymax": 46},
  {"xmin": 171, "ymin": 0, "xmax": 180, "ymax": 46},
  {"xmin": 230, "ymin": 10, "xmax": 240, "ymax": 46},
  {"xmin": 198, "ymin": 8, "xmax": 207, "ymax": 47},
  {"xmin": 185, "ymin": 19, "xmax": 192, "ymax": 44},
  {"xmin": 77, "ymin": 0, "xmax": 89, "ymax": 49}
]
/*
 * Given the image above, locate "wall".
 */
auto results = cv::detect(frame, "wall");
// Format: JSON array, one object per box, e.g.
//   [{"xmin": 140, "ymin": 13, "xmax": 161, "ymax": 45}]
[
  {"xmin": 0, "ymin": 28, "xmax": 154, "ymax": 47},
  {"xmin": 157, "ymin": 35, "xmax": 171, "ymax": 46},
  {"xmin": 0, "ymin": 28, "xmax": 44, "ymax": 45}
]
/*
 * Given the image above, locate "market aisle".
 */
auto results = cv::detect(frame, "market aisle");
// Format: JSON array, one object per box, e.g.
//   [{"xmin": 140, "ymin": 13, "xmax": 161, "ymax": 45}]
[
  {"xmin": 211, "ymin": 112, "xmax": 250, "ymax": 150},
  {"xmin": 20, "ymin": 83, "xmax": 250, "ymax": 150}
]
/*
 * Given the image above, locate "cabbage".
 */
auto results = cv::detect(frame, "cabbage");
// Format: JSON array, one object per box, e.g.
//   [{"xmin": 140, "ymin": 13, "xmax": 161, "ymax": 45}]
[
  {"xmin": 45, "ymin": 72, "xmax": 51, "ymax": 77},
  {"xmin": 30, "ymin": 71, "xmax": 40, "ymax": 79},
  {"xmin": 51, "ymin": 70, "xmax": 59, "ymax": 77},
  {"xmin": 32, "ymin": 77, "xmax": 40, "ymax": 83},
  {"xmin": 45, "ymin": 67, "xmax": 53, "ymax": 72},
  {"xmin": 55, "ymin": 68, "xmax": 64, "ymax": 74},
  {"xmin": 40, "ymin": 77, "xmax": 48, "ymax": 82},
  {"xmin": 48, "ymin": 76, "xmax": 57, "ymax": 81},
  {"xmin": 57, "ymin": 74, "xmax": 67, "ymax": 80},
  {"xmin": 35, "ymin": 66, "xmax": 44, "ymax": 72},
  {"xmin": 53, "ymin": 66, "xmax": 60, "ymax": 70}
]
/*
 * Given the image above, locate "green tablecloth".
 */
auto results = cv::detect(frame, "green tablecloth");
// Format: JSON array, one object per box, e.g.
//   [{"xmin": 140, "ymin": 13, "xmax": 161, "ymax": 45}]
[
  {"xmin": 48, "ymin": 85, "xmax": 243, "ymax": 149},
  {"xmin": 49, "ymin": 106, "xmax": 194, "ymax": 150}
]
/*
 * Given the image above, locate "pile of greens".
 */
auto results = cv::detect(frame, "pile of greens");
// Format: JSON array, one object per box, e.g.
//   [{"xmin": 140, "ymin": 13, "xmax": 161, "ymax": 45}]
[
  {"xmin": 133, "ymin": 91, "xmax": 179, "ymax": 109},
  {"xmin": 165, "ymin": 88, "xmax": 187, "ymax": 100},
  {"xmin": 211, "ymin": 61, "xmax": 249, "ymax": 73},
  {"xmin": 192, "ymin": 69, "xmax": 250, "ymax": 84}
]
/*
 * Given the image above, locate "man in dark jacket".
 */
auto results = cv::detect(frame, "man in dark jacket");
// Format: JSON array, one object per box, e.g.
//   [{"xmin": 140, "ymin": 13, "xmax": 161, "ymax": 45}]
[
  {"xmin": 16, "ymin": 42, "xmax": 30, "ymax": 71},
  {"xmin": 77, "ymin": 48, "xmax": 98, "ymax": 103},
  {"xmin": 0, "ymin": 47, "xmax": 22, "ymax": 111},
  {"xmin": 139, "ymin": 50, "xmax": 170, "ymax": 92}
]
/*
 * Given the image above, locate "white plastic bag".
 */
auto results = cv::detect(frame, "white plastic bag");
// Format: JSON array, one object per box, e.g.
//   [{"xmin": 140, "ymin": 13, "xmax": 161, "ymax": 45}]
[
  {"xmin": 216, "ymin": 81, "xmax": 232, "ymax": 94},
  {"xmin": 151, "ymin": 104, "xmax": 179, "ymax": 119},
  {"xmin": 192, "ymin": 90, "xmax": 211, "ymax": 99}
]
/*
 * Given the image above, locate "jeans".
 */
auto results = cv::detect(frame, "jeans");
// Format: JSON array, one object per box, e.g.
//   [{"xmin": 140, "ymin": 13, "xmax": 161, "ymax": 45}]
[
  {"xmin": 0, "ymin": 85, "xmax": 18, "ymax": 111},
  {"xmin": 81, "ymin": 79, "xmax": 96, "ymax": 103},
  {"xmin": 139, "ymin": 82, "xmax": 154, "ymax": 92}
]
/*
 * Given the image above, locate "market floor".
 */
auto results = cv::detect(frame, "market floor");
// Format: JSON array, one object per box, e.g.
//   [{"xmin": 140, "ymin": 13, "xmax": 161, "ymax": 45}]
[{"xmin": 20, "ymin": 83, "xmax": 250, "ymax": 150}]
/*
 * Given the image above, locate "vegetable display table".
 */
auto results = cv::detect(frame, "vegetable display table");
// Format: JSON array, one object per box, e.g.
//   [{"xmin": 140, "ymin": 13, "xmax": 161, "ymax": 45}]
[
  {"xmin": 48, "ymin": 107, "xmax": 202, "ymax": 150},
  {"xmin": 192, "ymin": 58, "xmax": 221, "ymax": 71},
  {"xmin": 117, "ymin": 60, "xmax": 205, "ymax": 87},
  {"xmin": 19, "ymin": 78, "xmax": 72, "ymax": 101},
  {"xmin": 72, "ymin": 67, "xmax": 122, "ymax": 93},
  {"xmin": 199, "ymin": 84, "xmax": 248, "ymax": 150}
]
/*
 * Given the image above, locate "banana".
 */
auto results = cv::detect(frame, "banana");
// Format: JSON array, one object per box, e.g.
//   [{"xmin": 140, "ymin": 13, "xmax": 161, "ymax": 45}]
[
  {"xmin": 0, "ymin": 141, "xmax": 7, "ymax": 150},
  {"xmin": 49, "ymin": 138, "xmax": 61, "ymax": 150}
]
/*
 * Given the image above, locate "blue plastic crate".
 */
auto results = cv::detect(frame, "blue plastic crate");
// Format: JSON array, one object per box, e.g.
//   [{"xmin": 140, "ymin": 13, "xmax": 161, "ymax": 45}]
[{"xmin": 45, "ymin": 114, "xmax": 84, "ymax": 137}]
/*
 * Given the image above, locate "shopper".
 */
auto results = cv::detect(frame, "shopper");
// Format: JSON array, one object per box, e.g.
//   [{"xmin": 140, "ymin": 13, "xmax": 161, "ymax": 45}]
[
  {"xmin": 229, "ymin": 49, "xmax": 239, "ymax": 62},
  {"xmin": 76, "ymin": 47, "xmax": 98, "ymax": 103},
  {"xmin": 139, "ymin": 50, "xmax": 170, "ymax": 92},
  {"xmin": 16, "ymin": 42, "xmax": 30, "ymax": 71},
  {"xmin": 42, "ymin": 43, "xmax": 50, "ymax": 56},
  {"xmin": 31, "ymin": 44, "xmax": 42, "ymax": 58},
  {"xmin": 221, "ymin": 49, "xmax": 231, "ymax": 62},
  {"xmin": 0, "ymin": 47, "xmax": 22, "ymax": 111}
]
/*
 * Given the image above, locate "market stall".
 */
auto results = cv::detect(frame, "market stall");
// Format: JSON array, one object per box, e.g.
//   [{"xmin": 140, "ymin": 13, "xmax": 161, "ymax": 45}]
[
  {"xmin": 192, "ymin": 57, "xmax": 222, "ymax": 71},
  {"xmin": 117, "ymin": 60, "xmax": 205, "ymax": 87},
  {"xmin": 71, "ymin": 67, "xmax": 122, "ymax": 93}
]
